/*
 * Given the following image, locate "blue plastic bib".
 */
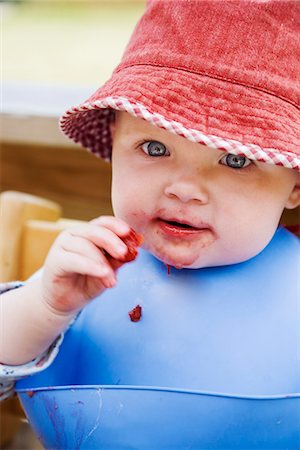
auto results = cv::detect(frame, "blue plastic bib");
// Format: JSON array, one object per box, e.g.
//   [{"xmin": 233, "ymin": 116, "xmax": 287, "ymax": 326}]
[{"xmin": 17, "ymin": 227, "xmax": 300, "ymax": 449}]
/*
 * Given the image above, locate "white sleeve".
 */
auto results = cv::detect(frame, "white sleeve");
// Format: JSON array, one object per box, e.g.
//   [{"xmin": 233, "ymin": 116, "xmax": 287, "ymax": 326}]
[
  {"xmin": 0, "ymin": 274, "xmax": 67, "ymax": 401},
  {"xmin": 0, "ymin": 333, "xmax": 64, "ymax": 401}
]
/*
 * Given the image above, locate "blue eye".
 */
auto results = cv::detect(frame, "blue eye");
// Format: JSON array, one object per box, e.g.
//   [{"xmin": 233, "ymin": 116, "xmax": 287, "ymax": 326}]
[
  {"xmin": 220, "ymin": 153, "xmax": 252, "ymax": 169},
  {"xmin": 141, "ymin": 141, "xmax": 169, "ymax": 157}
]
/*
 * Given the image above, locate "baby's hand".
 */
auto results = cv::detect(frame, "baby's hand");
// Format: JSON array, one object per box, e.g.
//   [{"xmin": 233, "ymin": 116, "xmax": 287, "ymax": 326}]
[{"xmin": 41, "ymin": 216, "xmax": 142, "ymax": 316}]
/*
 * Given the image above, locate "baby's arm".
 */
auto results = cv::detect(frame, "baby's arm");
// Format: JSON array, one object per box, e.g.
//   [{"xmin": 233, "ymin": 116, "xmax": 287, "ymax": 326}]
[{"xmin": 0, "ymin": 216, "xmax": 138, "ymax": 366}]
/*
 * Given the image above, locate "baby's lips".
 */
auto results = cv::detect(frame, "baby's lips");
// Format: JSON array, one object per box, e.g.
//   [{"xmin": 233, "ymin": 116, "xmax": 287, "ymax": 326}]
[{"xmin": 121, "ymin": 228, "xmax": 144, "ymax": 262}]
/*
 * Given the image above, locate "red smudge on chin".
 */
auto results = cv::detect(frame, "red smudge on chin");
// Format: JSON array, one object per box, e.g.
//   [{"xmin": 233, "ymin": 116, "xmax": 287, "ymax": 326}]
[
  {"xmin": 166, "ymin": 264, "xmax": 171, "ymax": 275},
  {"xmin": 122, "ymin": 228, "xmax": 144, "ymax": 262},
  {"xmin": 128, "ymin": 304, "xmax": 142, "ymax": 322}
]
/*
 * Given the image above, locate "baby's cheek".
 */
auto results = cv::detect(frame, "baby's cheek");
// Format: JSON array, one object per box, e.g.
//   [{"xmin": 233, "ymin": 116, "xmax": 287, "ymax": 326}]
[
  {"xmin": 118, "ymin": 209, "xmax": 149, "ymax": 233},
  {"xmin": 225, "ymin": 226, "xmax": 275, "ymax": 264}
]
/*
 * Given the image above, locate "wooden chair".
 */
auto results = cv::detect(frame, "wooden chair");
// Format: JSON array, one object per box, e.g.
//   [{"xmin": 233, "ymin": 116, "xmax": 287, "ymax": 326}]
[{"xmin": 0, "ymin": 191, "xmax": 86, "ymax": 448}]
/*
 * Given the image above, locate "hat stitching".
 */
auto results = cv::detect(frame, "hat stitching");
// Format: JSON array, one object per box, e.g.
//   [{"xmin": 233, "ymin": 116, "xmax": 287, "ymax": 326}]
[
  {"xmin": 60, "ymin": 97, "xmax": 300, "ymax": 170},
  {"xmin": 106, "ymin": 82, "xmax": 297, "ymax": 139},
  {"xmin": 61, "ymin": 97, "xmax": 293, "ymax": 155},
  {"xmin": 117, "ymin": 63, "xmax": 300, "ymax": 110},
  {"xmin": 107, "ymin": 67, "xmax": 299, "ymax": 130},
  {"xmin": 130, "ymin": 88, "xmax": 299, "ymax": 140},
  {"xmin": 133, "ymin": 88, "xmax": 299, "ymax": 129},
  {"xmin": 118, "ymin": 87, "xmax": 299, "ymax": 145}
]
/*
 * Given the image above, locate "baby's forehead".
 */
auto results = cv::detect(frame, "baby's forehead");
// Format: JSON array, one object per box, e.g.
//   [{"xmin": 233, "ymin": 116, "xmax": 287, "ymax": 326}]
[
  {"xmin": 115, "ymin": 111, "xmax": 154, "ymax": 131},
  {"xmin": 114, "ymin": 111, "xmax": 190, "ymax": 144}
]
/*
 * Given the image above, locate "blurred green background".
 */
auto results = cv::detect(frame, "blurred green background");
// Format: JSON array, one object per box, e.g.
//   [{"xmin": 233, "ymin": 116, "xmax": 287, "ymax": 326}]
[{"xmin": 2, "ymin": 0, "xmax": 146, "ymax": 87}]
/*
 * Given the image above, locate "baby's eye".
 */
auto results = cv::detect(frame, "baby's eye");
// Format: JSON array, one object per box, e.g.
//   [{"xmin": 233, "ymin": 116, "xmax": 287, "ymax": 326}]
[
  {"xmin": 220, "ymin": 153, "xmax": 252, "ymax": 169},
  {"xmin": 141, "ymin": 140, "xmax": 170, "ymax": 157}
]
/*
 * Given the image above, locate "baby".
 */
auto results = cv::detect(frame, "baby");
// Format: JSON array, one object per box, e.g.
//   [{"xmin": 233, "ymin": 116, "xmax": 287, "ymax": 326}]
[{"xmin": 0, "ymin": 0, "xmax": 299, "ymax": 409}]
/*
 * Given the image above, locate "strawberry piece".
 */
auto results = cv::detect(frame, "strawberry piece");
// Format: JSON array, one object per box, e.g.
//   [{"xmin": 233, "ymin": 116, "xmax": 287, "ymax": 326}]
[
  {"xmin": 128, "ymin": 304, "xmax": 142, "ymax": 322},
  {"xmin": 122, "ymin": 228, "xmax": 143, "ymax": 262}
]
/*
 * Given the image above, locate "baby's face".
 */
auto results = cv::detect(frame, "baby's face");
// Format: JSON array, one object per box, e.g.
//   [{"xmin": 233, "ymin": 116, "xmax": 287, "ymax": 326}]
[{"xmin": 111, "ymin": 112, "xmax": 300, "ymax": 268}]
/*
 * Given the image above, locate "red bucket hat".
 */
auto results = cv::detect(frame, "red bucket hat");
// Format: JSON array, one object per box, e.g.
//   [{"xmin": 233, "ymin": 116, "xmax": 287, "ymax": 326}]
[{"xmin": 60, "ymin": 0, "xmax": 300, "ymax": 171}]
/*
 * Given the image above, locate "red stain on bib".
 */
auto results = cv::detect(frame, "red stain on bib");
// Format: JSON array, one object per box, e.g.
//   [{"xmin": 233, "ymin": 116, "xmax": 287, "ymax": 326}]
[{"xmin": 128, "ymin": 305, "xmax": 142, "ymax": 322}]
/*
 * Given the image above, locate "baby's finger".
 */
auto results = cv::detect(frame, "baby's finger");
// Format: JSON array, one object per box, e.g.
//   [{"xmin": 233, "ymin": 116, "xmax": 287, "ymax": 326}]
[
  {"xmin": 57, "ymin": 248, "xmax": 112, "ymax": 281},
  {"xmin": 60, "ymin": 236, "xmax": 117, "ymax": 284},
  {"xmin": 64, "ymin": 225, "xmax": 128, "ymax": 261},
  {"xmin": 58, "ymin": 248, "xmax": 116, "ymax": 289},
  {"xmin": 60, "ymin": 233, "xmax": 106, "ymax": 263},
  {"xmin": 89, "ymin": 216, "xmax": 130, "ymax": 236}
]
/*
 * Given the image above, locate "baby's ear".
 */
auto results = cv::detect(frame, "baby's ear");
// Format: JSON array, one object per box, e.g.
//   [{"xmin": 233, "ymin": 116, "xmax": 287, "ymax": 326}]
[{"xmin": 285, "ymin": 174, "xmax": 300, "ymax": 209}]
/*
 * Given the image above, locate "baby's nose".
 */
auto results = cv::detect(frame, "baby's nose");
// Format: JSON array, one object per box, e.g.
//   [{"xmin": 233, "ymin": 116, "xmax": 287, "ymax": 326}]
[{"xmin": 164, "ymin": 178, "xmax": 209, "ymax": 204}]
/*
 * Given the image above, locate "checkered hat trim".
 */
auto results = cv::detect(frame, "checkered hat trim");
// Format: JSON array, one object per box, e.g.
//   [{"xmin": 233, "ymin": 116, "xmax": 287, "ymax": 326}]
[{"xmin": 60, "ymin": 96, "xmax": 300, "ymax": 171}]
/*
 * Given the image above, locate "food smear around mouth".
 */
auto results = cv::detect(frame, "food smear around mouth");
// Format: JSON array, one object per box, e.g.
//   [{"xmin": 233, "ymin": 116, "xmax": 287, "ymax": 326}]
[
  {"xmin": 161, "ymin": 220, "xmax": 202, "ymax": 231},
  {"xmin": 128, "ymin": 304, "xmax": 142, "ymax": 322},
  {"xmin": 158, "ymin": 219, "xmax": 213, "ymax": 240},
  {"xmin": 122, "ymin": 228, "xmax": 144, "ymax": 262}
]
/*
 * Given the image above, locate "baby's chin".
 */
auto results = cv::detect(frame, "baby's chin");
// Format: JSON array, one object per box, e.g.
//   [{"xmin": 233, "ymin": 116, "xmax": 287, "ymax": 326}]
[
  {"xmin": 147, "ymin": 246, "xmax": 264, "ymax": 270},
  {"xmin": 143, "ymin": 232, "xmax": 273, "ymax": 269},
  {"xmin": 189, "ymin": 250, "xmax": 268, "ymax": 269},
  {"xmin": 145, "ymin": 244, "xmax": 203, "ymax": 270}
]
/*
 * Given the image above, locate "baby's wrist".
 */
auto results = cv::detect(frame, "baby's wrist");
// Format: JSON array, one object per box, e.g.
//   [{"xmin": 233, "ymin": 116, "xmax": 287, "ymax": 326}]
[
  {"xmin": 0, "ymin": 278, "xmax": 76, "ymax": 366},
  {"xmin": 40, "ymin": 296, "xmax": 78, "ymax": 321},
  {"xmin": 33, "ymin": 279, "xmax": 77, "ymax": 323}
]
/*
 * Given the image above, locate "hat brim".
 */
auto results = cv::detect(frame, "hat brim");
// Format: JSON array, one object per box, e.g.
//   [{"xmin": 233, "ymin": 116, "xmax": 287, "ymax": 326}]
[{"xmin": 60, "ymin": 65, "xmax": 300, "ymax": 171}]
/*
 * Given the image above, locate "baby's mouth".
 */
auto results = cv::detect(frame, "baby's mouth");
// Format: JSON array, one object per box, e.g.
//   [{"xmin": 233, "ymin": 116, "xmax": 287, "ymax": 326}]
[
  {"xmin": 156, "ymin": 218, "xmax": 213, "ymax": 237},
  {"xmin": 163, "ymin": 220, "xmax": 198, "ymax": 229}
]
